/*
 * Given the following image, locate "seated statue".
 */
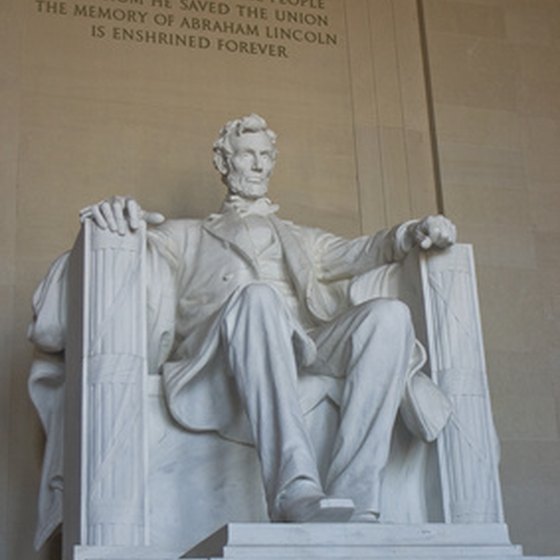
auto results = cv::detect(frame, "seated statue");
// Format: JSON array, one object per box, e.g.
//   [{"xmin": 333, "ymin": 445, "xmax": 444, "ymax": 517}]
[
  {"xmin": 81, "ymin": 114, "xmax": 455, "ymax": 523},
  {"xmin": 29, "ymin": 114, "xmax": 459, "ymax": 550}
]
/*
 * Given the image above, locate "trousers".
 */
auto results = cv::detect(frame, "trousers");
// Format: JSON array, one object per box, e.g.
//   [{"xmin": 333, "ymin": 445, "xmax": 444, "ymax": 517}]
[{"xmin": 220, "ymin": 282, "xmax": 415, "ymax": 519}]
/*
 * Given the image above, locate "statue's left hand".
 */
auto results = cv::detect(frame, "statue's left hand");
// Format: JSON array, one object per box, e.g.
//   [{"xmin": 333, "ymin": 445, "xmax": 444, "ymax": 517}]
[{"xmin": 409, "ymin": 215, "xmax": 457, "ymax": 250}]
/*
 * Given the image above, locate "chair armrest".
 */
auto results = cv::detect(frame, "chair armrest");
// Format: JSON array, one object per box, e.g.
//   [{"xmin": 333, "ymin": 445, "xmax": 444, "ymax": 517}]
[
  {"xmin": 64, "ymin": 220, "xmax": 150, "ymax": 553},
  {"xmin": 400, "ymin": 244, "xmax": 504, "ymax": 524}
]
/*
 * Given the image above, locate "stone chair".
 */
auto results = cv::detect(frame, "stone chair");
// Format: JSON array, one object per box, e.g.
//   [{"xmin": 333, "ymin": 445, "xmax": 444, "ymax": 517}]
[{"xmin": 29, "ymin": 220, "xmax": 515, "ymax": 560}]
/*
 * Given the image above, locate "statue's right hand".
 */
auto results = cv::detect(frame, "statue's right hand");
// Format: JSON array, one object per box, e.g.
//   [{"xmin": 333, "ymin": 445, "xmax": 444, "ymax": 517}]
[{"xmin": 79, "ymin": 196, "xmax": 165, "ymax": 235}]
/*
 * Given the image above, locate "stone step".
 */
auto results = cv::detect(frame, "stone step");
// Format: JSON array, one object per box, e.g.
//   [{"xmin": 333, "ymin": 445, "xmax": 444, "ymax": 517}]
[
  {"xmin": 183, "ymin": 523, "xmax": 524, "ymax": 559},
  {"xmin": 70, "ymin": 525, "xmax": 560, "ymax": 560},
  {"xmin": 198, "ymin": 557, "xmax": 560, "ymax": 560},
  {"xmin": 200, "ymin": 557, "xmax": 534, "ymax": 560}
]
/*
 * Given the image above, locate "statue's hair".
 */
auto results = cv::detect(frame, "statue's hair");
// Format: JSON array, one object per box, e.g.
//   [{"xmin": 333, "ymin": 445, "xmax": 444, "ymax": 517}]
[{"xmin": 212, "ymin": 113, "xmax": 277, "ymax": 176}]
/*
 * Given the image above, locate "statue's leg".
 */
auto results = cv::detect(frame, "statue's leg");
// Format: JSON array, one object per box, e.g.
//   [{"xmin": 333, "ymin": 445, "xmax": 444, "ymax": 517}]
[
  {"xmin": 220, "ymin": 283, "xmax": 353, "ymax": 522},
  {"xmin": 309, "ymin": 298, "xmax": 415, "ymax": 520}
]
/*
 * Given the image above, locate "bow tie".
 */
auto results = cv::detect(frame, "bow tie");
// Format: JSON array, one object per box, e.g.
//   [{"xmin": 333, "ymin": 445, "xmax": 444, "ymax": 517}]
[{"xmin": 221, "ymin": 195, "xmax": 279, "ymax": 217}]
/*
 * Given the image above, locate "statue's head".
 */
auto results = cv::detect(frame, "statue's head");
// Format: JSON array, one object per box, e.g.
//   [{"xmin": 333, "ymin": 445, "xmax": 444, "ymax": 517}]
[{"xmin": 213, "ymin": 114, "xmax": 278, "ymax": 199}]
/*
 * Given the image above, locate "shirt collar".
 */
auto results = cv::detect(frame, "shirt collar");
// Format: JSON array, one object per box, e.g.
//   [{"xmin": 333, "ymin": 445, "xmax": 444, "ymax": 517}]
[{"xmin": 221, "ymin": 194, "xmax": 279, "ymax": 217}]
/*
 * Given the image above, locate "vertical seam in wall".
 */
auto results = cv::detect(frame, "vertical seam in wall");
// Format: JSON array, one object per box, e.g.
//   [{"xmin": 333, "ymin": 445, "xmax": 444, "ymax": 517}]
[
  {"xmin": 390, "ymin": 0, "xmax": 415, "ymax": 218},
  {"xmin": 342, "ymin": 0, "xmax": 365, "ymax": 235},
  {"xmin": 416, "ymin": 0, "xmax": 445, "ymax": 215},
  {"xmin": 367, "ymin": 1, "xmax": 389, "ymax": 228}
]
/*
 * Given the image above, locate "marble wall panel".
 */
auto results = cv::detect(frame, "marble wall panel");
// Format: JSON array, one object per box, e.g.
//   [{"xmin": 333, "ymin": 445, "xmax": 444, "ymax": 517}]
[
  {"xmin": 424, "ymin": 0, "xmax": 506, "ymax": 39},
  {"xmin": 517, "ymin": 81, "xmax": 560, "ymax": 120},
  {"xmin": 443, "ymin": 186, "xmax": 531, "ymax": 228},
  {"xmin": 377, "ymin": 126, "xmax": 415, "ymax": 225},
  {"xmin": 403, "ymin": 129, "xmax": 439, "ymax": 218},
  {"xmin": 504, "ymin": 0, "xmax": 560, "ymax": 47},
  {"xmin": 517, "ymin": 44, "xmax": 560, "ymax": 88},
  {"xmin": 435, "ymin": 104, "xmax": 522, "ymax": 151},
  {"xmin": 423, "ymin": 0, "xmax": 560, "ymax": 554},
  {"xmin": 1, "ymin": 0, "xmax": 26, "ymax": 558},
  {"xmin": 0, "ymin": 0, "xmax": 20, "ymax": 286},
  {"xmin": 522, "ymin": 116, "xmax": 560, "ymax": 185},
  {"xmin": 493, "ymin": 395, "xmax": 559, "ymax": 442},
  {"xmin": 535, "ymin": 232, "xmax": 560, "ymax": 269},
  {"xmin": 344, "ymin": 0, "xmax": 438, "ymax": 231},
  {"xmin": 427, "ymin": 32, "xmax": 519, "ymax": 112},
  {"xmin": 0, "ymin": 286, "xmax": 15, "ymax": 558},
  {"xmin": 16, "ymin": 0, "xmax": 364, "ymax": 239},
  {"xmin": 452, "ymin": 225, "xmax": 536, "ymax": 270},
  {"xmin": 474, "ymin": 266, "xmax": 543, "ymax": 354},
  {"xmin": 486, "ymin": 349, "xmax": 556, "ymax": 400},
  {"xmin": 501, "ymin": 441, "xmax": 560, "ymax": 556},
  {"xmin": 439, "ymin": 142, "xmax": 527, "ymax": 190}
]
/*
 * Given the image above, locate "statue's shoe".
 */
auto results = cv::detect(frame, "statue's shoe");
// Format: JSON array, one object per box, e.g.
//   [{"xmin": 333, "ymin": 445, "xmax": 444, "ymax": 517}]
[
  {"xmin": 349, "ymin": 510, "xmax": 380, "ymax": 523},
  {"xmin": 296, "ymin": 497, "xmax": 356, "ymax": 522},
  {"xmin": 273, "ymin": 480, "xmax": 355, "ymax": 522}
]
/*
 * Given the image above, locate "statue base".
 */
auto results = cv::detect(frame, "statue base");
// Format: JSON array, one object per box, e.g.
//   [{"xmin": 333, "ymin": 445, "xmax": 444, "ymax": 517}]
[
  {"xmin": 184, "ymin": 522, "xmax": 522, "ymax": 559},
  {"xmin": 70, "ymin": 523, "xmax": 560, "ymax": 559}
]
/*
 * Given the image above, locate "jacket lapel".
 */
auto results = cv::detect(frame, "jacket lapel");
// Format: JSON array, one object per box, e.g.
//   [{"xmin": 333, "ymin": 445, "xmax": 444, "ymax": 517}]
[
  {"xmin": 269, "ymin": 216, "xmax": 312, "ymax": 301},
  {"xmin": 203, "ymin": 211, "xmax": 257, "ymax": 266},
  {"xmin": 271, "ymin": 216, "xmax": 340, "ymax": 323}
]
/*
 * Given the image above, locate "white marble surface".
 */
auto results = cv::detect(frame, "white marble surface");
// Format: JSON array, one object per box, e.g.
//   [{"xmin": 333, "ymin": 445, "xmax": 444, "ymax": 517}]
[
  {"xmin": 69, "ymin": 523, "xmax": 560, "ymax": 560},
  {"xmin": 29, "ymin": 115, "xmax": 512, "ymax": 560},
  {"xmin": 184, "ymin": 522, "xmax": 523, "ymax": 559}
]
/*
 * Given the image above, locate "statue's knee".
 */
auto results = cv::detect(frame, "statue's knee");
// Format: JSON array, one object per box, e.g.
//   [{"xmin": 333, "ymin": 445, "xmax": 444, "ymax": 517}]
[
  {"xmin": 360, "ymin": 298, "xmax": 413, "ymax": 335},
  {"xmin": 237, "ymin": 282, "xmax": 282, "ymax": 309}
]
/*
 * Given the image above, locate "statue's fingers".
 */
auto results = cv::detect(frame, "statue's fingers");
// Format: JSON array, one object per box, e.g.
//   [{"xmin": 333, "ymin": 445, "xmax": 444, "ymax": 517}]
[
  {"xmin": 142, "ymin": 211, "xmax": 166, "ymax": 225},
  {"xmin": 126, "ymin": 199, "xmax": 141, "ymax": 230},
  {"xmin": 420, "ymin": 236, "xmax": 433, "ymax": 250},
  {"xmin": 79, "ymin": 206, "xmax": 93, "ymax": 223},
  {"xmin": 91, "ymin": 205, "xmax": 108, "ymax": 230},
  {"xmin": 429, "ymin": 225, "xmax": 441, "ymax": 240},
  {"xmin": 440, "ymin": 231, "xmax": 453, "ymax": 246},
  {"xmin": 113, "ymin": 199, "xmax": 127, "ymax": 235},
  {"xmin": 415, "ymin": 228, "xmax": 433, "ymax": 250},
  {"xmin": 436, "ymin": 222, "xmax": 456, "ymax": 247},
  {"xmin": 100, "ymin": 201, "xmax": 118, "ymax": 232}
]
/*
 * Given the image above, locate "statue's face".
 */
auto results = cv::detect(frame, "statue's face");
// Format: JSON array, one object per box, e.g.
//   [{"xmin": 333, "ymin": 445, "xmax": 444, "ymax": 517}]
[{"xmin": 225, "ymin": 131, "xmax": 276, "ymax": 199}]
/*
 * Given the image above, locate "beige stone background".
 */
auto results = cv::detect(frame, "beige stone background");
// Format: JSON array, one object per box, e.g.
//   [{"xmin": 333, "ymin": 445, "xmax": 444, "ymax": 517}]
[{"xmin": 0, "ymin": 0, "xmax": 559, "ymax": 558}]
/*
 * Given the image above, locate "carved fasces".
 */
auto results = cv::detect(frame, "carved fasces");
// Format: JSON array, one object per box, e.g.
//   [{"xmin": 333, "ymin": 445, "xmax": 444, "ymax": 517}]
[
  {"xmin": 66, "ymin": 220, "xmax": 149, "ymax": 552},
  {"xmin": 420, "ymin": 245, "xmax": 503, "ymax": 523}
]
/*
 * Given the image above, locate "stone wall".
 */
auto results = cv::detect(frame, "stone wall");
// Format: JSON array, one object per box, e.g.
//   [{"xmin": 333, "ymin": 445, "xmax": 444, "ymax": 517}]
[{"xmin": 423, "ymin": 0, "xmax": 560, "ymax": 555}]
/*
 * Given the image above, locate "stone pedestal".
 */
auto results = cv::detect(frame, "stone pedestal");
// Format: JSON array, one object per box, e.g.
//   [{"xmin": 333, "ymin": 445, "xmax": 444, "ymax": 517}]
[
  {"xmin": 185, "ymin": 523, "xmax": 520, "ymax": 559},
  {"xmin": 69, "ymin": 523, "xmax": 560, "ymax": 560},
  {"xmin": 183, "ymin": 523, "xmax": 557, "ymax": 560}
]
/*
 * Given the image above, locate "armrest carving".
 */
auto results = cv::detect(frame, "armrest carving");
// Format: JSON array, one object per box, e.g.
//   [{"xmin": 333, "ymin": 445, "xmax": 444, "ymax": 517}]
[
  {"xmin": 64, "ymin": 220, "xmax": 149, "ymax": 554},
  {"xmin": 416, "ymin": 245, "xmax": 503, "ymax": 524}
]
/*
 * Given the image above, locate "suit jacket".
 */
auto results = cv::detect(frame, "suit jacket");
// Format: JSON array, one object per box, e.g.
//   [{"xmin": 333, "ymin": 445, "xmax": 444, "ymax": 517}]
[{"xmin": 146, "ymin": 207, "xmax": 408, "ymax": 444}]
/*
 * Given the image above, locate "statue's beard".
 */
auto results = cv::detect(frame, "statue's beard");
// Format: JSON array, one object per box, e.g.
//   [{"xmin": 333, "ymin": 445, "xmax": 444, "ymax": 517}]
[{"xmin": 226, "ymin": 174, "xmax": 269, "ymax": 199}]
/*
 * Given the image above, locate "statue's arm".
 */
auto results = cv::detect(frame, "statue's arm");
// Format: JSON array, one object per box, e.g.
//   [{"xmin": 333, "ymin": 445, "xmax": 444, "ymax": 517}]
[{"xmin": 311, "ymin": 215, "xmax": 456, "ymax": 281}]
